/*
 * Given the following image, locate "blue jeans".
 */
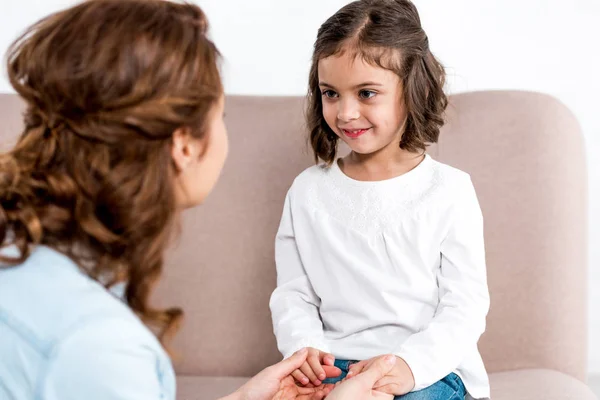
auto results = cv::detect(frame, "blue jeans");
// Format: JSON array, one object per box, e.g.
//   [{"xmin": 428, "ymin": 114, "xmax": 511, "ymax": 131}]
[{"xmin": 323, "ymin": 359, "xmax": 466, "ymax": 400}]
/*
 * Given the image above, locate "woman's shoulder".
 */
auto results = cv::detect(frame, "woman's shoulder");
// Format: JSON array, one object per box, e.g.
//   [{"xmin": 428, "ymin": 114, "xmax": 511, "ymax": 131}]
[
  {"xmin": 0, "ymin": 245, "xmax": 161, "ymax": 357},
  {"xmin": 0, "ymin": 245, "xmax": 174, "ymax": 399}
]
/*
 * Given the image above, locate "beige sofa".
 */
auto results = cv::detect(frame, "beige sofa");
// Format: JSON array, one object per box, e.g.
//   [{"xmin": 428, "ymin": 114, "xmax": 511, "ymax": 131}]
[{"xmin": 0, "ymin": 91, "xmax": 596, "ymax": 400}]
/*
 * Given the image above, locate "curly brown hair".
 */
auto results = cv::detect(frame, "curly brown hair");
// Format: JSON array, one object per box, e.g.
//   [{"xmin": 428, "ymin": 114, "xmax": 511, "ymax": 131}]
[
  {"xmin": 0, "ymin": 0, "xmax": 222, "ymax": 346},
  {"xmin": 307, "ymin": 0, "xmax": 448, "ymax": 164}
]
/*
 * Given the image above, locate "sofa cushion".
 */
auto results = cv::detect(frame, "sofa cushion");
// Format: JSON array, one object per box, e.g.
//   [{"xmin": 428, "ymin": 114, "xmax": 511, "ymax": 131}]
[{"xmin": 489, "ymin": 369, "xmax": 597, "ymax": 400}]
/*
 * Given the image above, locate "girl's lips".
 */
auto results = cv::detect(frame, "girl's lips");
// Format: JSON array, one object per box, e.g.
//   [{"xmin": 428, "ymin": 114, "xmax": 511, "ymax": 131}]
[{"xmin": 342, "ymin": 128, "xmax": 370, "ymax": 139}]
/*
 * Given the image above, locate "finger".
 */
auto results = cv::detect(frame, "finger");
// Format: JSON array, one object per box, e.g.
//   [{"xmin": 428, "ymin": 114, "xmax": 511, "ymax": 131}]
[
  {"xmin": 373, "ymin": 376, "xmax": 401, "ymax": 389},
  {"xmin": 375, "ymin": 374, "xmax": 413, "ymax": 395},
  {"xmin": 297, "ymin": 385, "xmax": 321, "ymax": 395},
  {"xmin": 322, "ymin": 365, "xmax": 342, "ymax": 378},
  {"xmin": 270, "ymin": 348, "xmax": 309, "ymax": 379},
  {"xmin": 371, "ymin": 391, "xmax": 395, "ymax": 400},
  {"xmin": 346, "ymin": 360, "xmax": 367, "ymax": 378},
  {"xmin": 347, "ymin": 361, "xmax": 364, "ymax": 375},
  {"xmin": 300, "ymin": 361, "xmax": 321, "ymax": 385},
  {"xmin": 308, "ymin": 390, "xmax": 326, "ymax": 400},
  {"xmin": 374, "ymin": 383, "xmax": 402, "ymax": 395},
  {"xmin": 307, "ymin": 354, "xmax": 327, "ymax": 381},
  {"xmin": 323, "ymin": 384, "xmax": 334, "ymax": 394},
  {"xmin": 292, "ymin": 369, "xmax": 310, "ymax": 386},
  {"xmin": 351, "ymin": 356, "xmax": 379, "ymax": 378},
  {"xmin": 363, "ymin": 357, "xmax": 377, "ymax": 370},
  {"xmin": 320, "ymin": 352, "xmax": 336, "ymax": 366},
  {"xmin": 298, "ymin": 384, "xmax": 333, "ymax": 396},
  {"xmin": 298, "ymin": 389, "xmax": 326, "ymax": 400},
  {"xmin": 354, "ymin": 355, "xmax": 396, "ymax": 387}
]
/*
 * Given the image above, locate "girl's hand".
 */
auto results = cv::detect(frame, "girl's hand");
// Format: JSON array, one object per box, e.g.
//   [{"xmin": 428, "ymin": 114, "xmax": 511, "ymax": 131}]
[
  {"xmin": 232, "ymin": 348, "xmax": 334, "ymax": 400},
  {"xmin": 291, "ymin": 347, "xmax": 341, "ymax": 386}
]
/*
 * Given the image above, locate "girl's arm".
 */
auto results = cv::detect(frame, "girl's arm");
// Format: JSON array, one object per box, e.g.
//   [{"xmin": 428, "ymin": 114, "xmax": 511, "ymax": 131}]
[
  {"xmin": 269, "ymin": 189, "xmax": 329, "ymax": 359},
  {"xmin": 394, "ymin": 174, "xmax": 490, "ymax": 391}
]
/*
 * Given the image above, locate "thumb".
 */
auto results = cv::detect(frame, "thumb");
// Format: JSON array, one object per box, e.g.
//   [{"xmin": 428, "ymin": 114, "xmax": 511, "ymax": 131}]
[
  {"xmin": 354, "ymin": 355, "xmax": 396, "ymax": 387},
  {"xmin": 270, "ymin": 348, "xmax": 309, "ymax": 379}
]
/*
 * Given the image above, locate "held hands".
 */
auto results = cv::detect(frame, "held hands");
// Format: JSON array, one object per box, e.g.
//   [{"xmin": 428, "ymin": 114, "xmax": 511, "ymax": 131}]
[
  {"xmin": 291, "ymin": 347, "xmax": 341, "ymax": 387},
  {"xmin": 346, "ymin": 355, "xmax": 415, "ymax": 396},
  {"xmin": 233, "ymin": 348, "xmax": 335, "ymax": 400},
  {"xmin": 229, "ymin": 349, "xmax": 413, "ymax": 400}
]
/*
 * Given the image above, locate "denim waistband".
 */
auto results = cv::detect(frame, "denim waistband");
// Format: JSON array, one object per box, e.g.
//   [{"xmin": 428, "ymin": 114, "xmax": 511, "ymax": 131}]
[{"xmin": 333, "ymin": 359, "xmax": 358, "ymax": 372}]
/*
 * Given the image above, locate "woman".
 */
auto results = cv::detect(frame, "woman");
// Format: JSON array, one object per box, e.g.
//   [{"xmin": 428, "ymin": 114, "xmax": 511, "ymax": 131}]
[{"xmin": 0, "ymin": 1, "xmax": 396, "ymax": 399}]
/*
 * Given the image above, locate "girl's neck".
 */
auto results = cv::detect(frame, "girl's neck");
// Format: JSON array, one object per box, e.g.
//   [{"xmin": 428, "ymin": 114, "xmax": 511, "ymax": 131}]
[{"xmin": 341, "ymin": 148, "xmax": 425, "ymax": 182}]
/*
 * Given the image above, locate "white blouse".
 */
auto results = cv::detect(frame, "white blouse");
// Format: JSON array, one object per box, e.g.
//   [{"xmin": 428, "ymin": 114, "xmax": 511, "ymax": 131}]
[{"xmin": 270, "ymin": 154, "xmax": 490, "ymax": 399}]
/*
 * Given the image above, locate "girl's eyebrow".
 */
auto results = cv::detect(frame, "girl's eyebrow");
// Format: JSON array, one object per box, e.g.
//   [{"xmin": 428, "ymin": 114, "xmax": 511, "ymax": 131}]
[{"xmin": 319, "ymin": 81, "xmax": 384, "ymax": 89}]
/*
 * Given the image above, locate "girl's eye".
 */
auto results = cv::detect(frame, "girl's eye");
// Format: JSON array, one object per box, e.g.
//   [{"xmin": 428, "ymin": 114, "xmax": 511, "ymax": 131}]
[
  {"xmin": 359, "ymin": 90, "xmax": 377, "ymax": 99},
  {"xmin": 321, "ymin": 89, "xmax": 338, "ymax": 99}
]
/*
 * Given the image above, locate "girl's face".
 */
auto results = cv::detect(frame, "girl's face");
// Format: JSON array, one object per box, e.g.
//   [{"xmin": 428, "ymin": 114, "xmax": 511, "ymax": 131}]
[
  {"xmin": 171, "ymin": 94, "xmax": 229, "ymax": 209},
  {"xmin": 318, "ymin": 50, "xmax": 408, "ymax": 157}
]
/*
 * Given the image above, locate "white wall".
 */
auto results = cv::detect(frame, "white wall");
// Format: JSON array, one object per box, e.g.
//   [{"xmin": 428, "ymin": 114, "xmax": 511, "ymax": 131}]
[{"xmin": 1, "ymin": 0, "xmax": 599, "ymax": 375}]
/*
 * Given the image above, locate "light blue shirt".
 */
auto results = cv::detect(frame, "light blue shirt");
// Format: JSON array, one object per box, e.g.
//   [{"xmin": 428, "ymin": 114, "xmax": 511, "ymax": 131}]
[{"xmin": 0, "ymin": 245, "xmax": 176, "ymax": 399}]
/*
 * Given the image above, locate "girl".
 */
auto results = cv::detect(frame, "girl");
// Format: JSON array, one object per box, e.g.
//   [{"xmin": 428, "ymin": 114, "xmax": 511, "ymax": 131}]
[
  {"xmin": 0, "ymin": 1, "xmax": 358, "ymax": 399},
  {"xmin": 270, "ymin": 1, "xmax": 490, "ymax": 400}
]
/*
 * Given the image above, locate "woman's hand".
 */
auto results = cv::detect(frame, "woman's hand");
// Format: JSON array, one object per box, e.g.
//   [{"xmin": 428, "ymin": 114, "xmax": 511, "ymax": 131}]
[
  {"xmin": 325, "ymin": 354, "xmax": 398, "ymax": 400},
  {"xmin": 347, "ymin": 355, "xmax": 415, "ymax": 395},
  {"xmin": 229, "ymin": 348, "xmax": 333, "ymax": 400}
]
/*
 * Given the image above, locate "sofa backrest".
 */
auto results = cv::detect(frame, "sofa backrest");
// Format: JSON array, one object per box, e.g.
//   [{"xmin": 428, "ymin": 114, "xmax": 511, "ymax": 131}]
[{"xmin": 0, "ymin": 91, "xmax": 587, "ymax": 381}]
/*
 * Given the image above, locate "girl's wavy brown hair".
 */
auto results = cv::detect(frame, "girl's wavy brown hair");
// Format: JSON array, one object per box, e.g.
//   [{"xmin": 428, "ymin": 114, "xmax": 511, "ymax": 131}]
[
  {"xmin": 0, "ymin": 0, "xmax": 222, "ymax": 346},
  {"xmin": 308, "ymin": 0, "xmax": 448, "ymax": 164}
]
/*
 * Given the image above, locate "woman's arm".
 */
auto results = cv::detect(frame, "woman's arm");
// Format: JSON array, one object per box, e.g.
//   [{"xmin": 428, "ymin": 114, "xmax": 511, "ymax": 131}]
[{"xmin": 42, "ymin": 317, "xmax": 173, "ymax": 400}]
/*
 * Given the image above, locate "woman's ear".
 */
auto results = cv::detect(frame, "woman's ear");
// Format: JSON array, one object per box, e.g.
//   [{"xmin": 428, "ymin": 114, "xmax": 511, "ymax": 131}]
[{"xmin": 171, "ymin": 127, "xmax": 207, "ymax": 172}]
